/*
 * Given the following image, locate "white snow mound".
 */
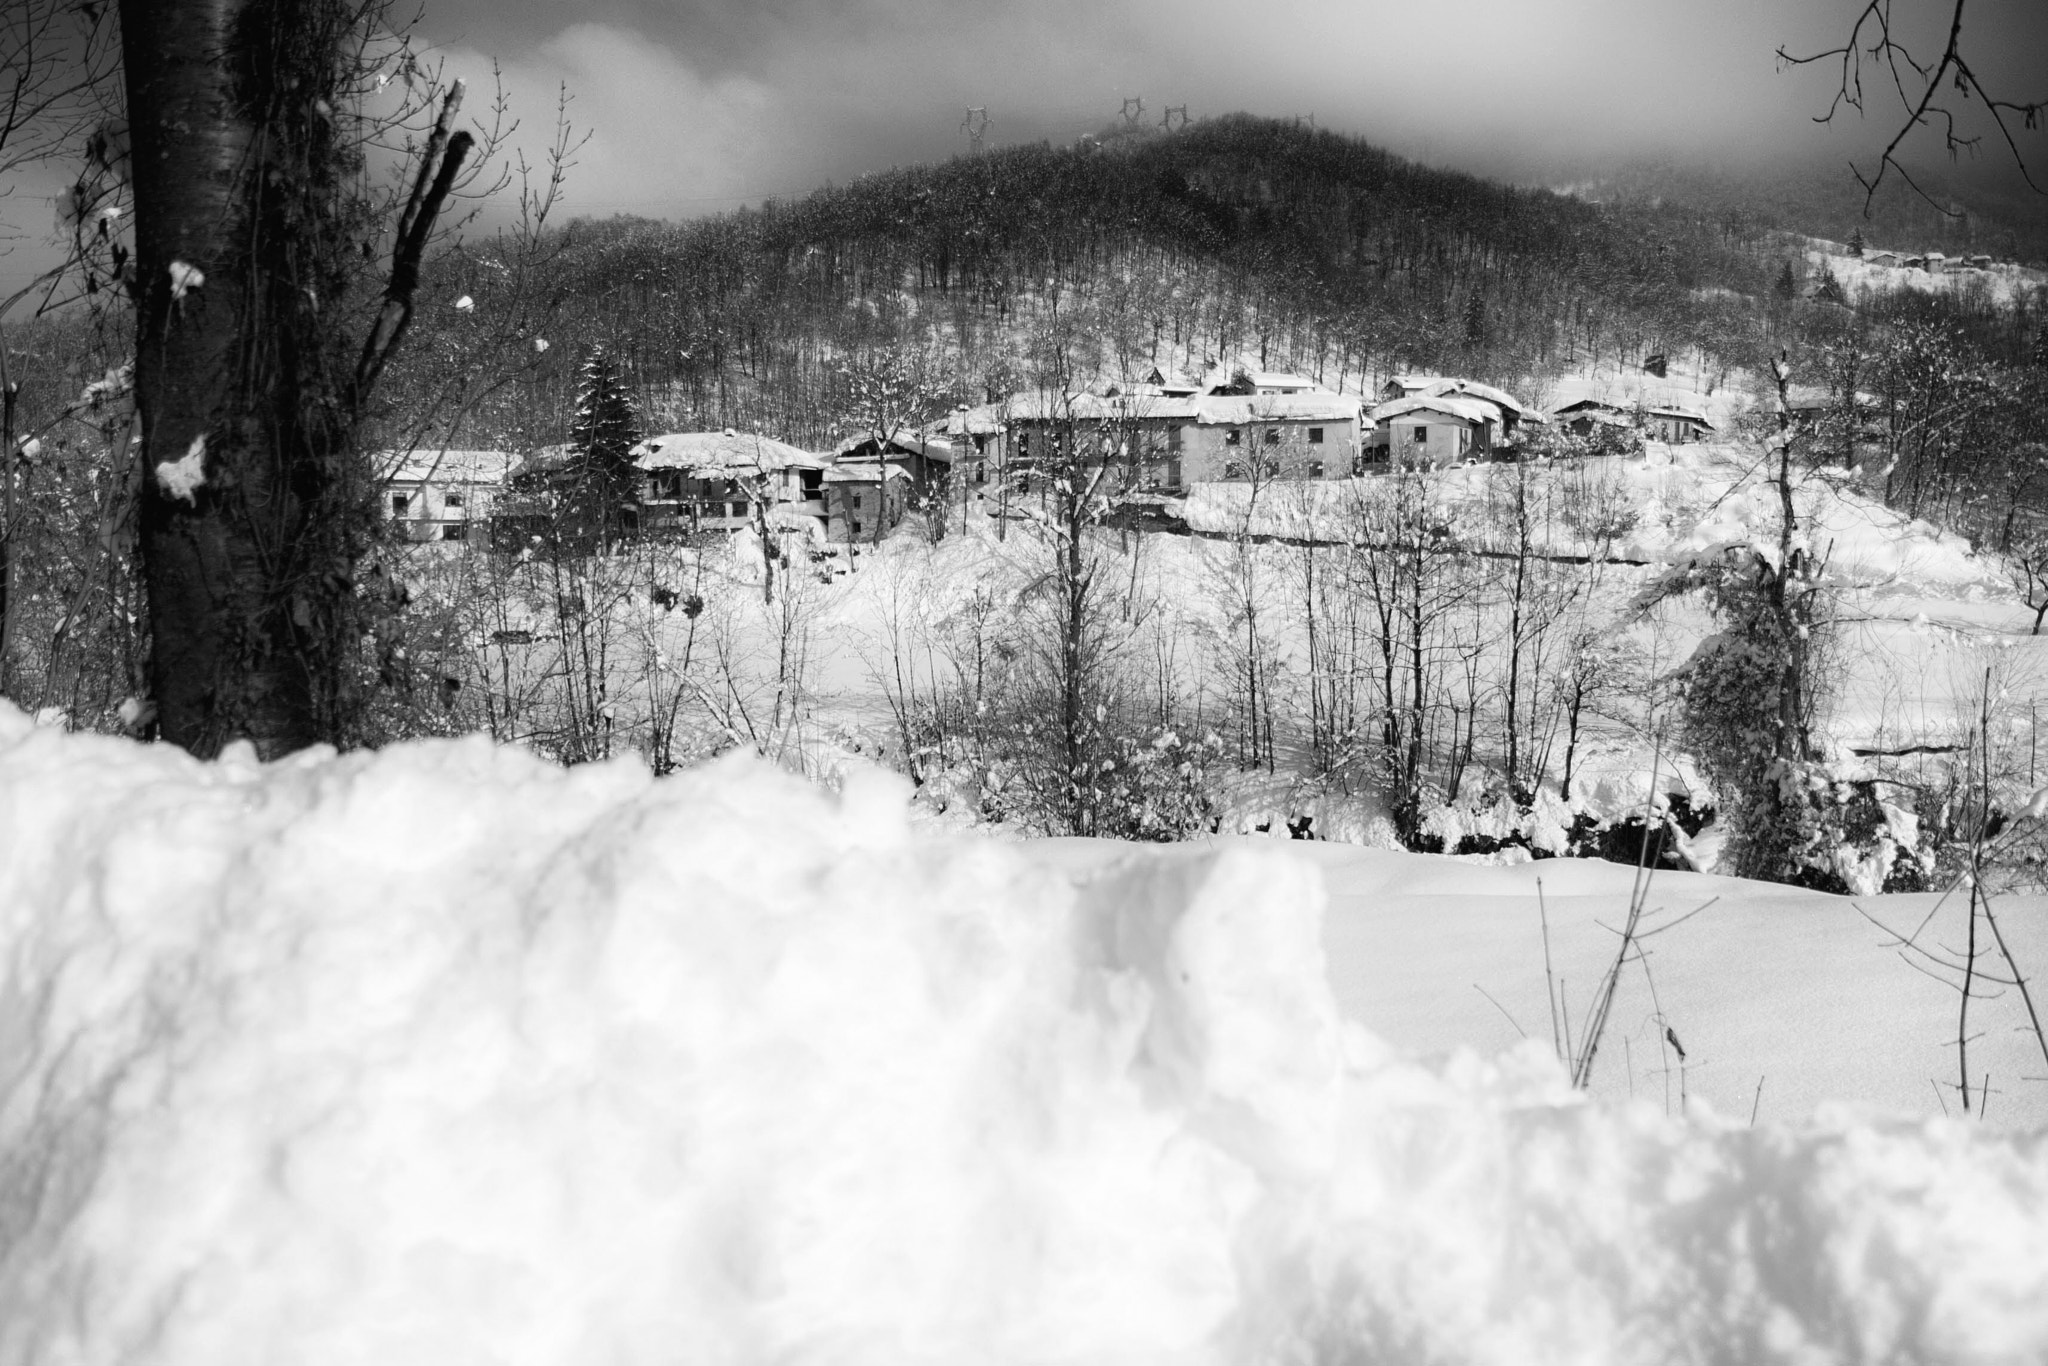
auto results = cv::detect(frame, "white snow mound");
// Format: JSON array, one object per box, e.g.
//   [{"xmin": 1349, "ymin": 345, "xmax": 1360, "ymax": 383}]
[{"xmin": 0, "ymin": 704, "xmax": 2045, "ymax": 1365}]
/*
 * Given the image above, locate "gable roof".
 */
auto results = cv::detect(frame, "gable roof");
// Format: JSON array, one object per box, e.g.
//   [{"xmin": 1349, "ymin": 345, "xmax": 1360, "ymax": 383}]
[
  {"xmin": 1551, "ymin": 397, "xmax": 1630, "ymax": 417},
  {"xmin": 833, "ymin": 428, "xmax": 955, "ymax": 462},
  {"xmin": 381, "ymin": 448, "xmax": 518, "ymax": 484},
  {"xmin": 1196, "ymin": 392, "xmax": 1361, "ymax": 424},
  {"xmin": 1370, "ymin": 394, "xmax": 1497, "ymax": 425},
  {"xmin": 1644, "ymin": 406, "xmax": 1713, "ymax": 428},
  {"xmin": 1423, "ymin": 378, "xmax": 1528, "ymax": 417},
  {"xmin": 630, "ymin": 431, "xmax": 827, "ymax": 472}
]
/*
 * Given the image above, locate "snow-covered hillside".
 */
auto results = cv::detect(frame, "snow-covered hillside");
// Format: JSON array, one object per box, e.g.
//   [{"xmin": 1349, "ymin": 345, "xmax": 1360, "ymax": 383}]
[{"xmin": 2, "ymin": 707, "xmax": 2046, "ymax": 1364}]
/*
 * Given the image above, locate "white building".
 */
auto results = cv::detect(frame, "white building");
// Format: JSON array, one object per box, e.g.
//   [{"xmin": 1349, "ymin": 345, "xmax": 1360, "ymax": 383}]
[{"xmin": 381, "ymin": 449, "xmax": 515, "ymax": 542}]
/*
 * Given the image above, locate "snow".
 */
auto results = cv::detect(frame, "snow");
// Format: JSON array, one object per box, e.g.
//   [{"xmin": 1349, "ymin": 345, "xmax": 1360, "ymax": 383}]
[
  {"xmin": 3, "ymin": 706, "xmax": 2047, "ymax": 1364},
  {"xmin": 155, "ymin": 432, "xmax": 207, "ymax": 502}
]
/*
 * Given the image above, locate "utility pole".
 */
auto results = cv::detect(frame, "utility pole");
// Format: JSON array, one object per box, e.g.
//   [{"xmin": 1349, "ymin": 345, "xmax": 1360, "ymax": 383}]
[{"xmin": 959, "ymin": 106, "xmax": 990, "ymax": 155}]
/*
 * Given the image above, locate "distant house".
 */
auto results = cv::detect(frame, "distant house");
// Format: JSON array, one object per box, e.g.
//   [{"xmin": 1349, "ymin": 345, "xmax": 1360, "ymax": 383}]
[
  {"xmin": 1644, "ymin": 404, "xmax": 1713, "ymax": 444},
  {"xmin": 1189, "ymin": 391, "xmax": 1363, "ymax": 482},
  {"xmin": 1864, "ymin": 249, "xmax": 1899, "ymax": 267},
  {"xmin": 1003, "ymin": 389, "xmax": 1201, "ymax": 489},
  {"xmin": 1551, "ymin": 397, "xmax": 1633, "ymax": 437},
  {"xmin": 630, "ymin": 430, "xmax": 829, "ymax": 540},
  {"xmin": 833, "ymin": 429, "xmax": 956, "ymax": 502},
  {"xmin": 823, "ymin": 463, "xmax": 910, "ymax": 543},
  {"xmin": 381, "ymin": 448, "xmax": 515, "ymax": 542},
  {"xmin": 1967, "ymin": 254, "xmax": 1995, "ymax": 270},
  {"xmin": 1370, "ymin": 394, "xmax": 1503, "ymax": 466},
  {"xmin": 1923, "ymin": 252, "xmax": 1947, "ymax": 274},
  {"xmin": 1418, "ymin": 378, "xmax": 1531, "ymax": 439},
  {"xmin": 1380, "ymin": 374, "xmax": 1445, "ymax": 402}
]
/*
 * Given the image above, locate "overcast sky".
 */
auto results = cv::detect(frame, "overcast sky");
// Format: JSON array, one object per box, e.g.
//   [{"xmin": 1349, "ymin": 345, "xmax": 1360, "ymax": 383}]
[
  {"xmin": 416, "ymin": 0, "xmax": 2048, "ymax": 221},
  {"xmin": 1, "ymin": 0, "xmax": 2042, "ymax": 304}
]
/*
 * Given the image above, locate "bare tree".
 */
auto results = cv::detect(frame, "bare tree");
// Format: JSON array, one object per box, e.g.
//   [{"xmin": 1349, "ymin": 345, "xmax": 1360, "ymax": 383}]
[{"xmin": 1779, "ymin": 0, "xmax": 2046, "ymax": 209}]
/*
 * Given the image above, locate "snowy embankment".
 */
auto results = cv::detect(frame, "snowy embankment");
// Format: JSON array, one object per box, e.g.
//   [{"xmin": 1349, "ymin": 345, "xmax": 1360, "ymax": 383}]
[{"xmin": 2, "ymin": 708, "xmax": 2046, "ymax": 1364}]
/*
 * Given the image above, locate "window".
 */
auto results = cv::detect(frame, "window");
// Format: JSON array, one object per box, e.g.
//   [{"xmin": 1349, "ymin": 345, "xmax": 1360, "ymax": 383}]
[
  {"xmin": 391, "ymin": 493, "xmax": 409, "ymax": 515},
  {"xmin": 1262, "ymin": 458, "xmax": 1281, "ymax": 478},
  {"xmin": 852, "ymin": 520, "xmax": 864, "ymax": 535},
  {"xmin": 1167, "ymin": 425, "xmax": 1182, "ymax": 452},
  {"xmin": 1413, "ymin": 426, "xmax": 1429, "ymax": 443},
  {"xmin": 1307, "ymin": 460, "xmax": 1325, "ymax": 479},
  {"xmin": 1265, "ymin": 427, "xmax": 1280, "ymax": 445},
  {"xmin": 1308, "ymin": 427, "xmax": 1324, "ymax": 445},
  {"xmin": 1224, "ymin": 428, "xmax": 1241, "ymax": 447},
  {"xmin": 1223, "ymin": 460, "xmax": 1246, "ymax": 480},
  {"xmin": 852, "ymin": 493, "xmax": 863, "ymax": 510},
  {"xmin": 442, "ymin": 523, "xmax": 467, "ymax": 541},
  {"xmin": 445, "ymin": 490, "xmax": 464, "ymax": 509}
]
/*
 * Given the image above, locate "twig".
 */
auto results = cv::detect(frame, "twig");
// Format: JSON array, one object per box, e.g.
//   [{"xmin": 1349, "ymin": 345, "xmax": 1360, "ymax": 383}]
[
  {"xmin": 1474, "ymin": 984, "xmax": 1527, "ymax": 1039},
  {"xmin": 1538, "ymin": 876, "xmax": 1562, "ymax": 1061},
  {"xmin": 1749, "ymin": 1075, "xmax": 1766, "ymax": 1126}
]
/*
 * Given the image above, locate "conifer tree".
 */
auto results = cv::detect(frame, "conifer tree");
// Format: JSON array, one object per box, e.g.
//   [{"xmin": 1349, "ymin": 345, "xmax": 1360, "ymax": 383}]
[
  {"xmin": 1848, "ymin": 227, "xmax": 1865, "ymax": 257},
  {"xmin": 566, "ymin": 345, "xmax": 642, "ymax": 545},
  {"xmin": 1774, "ymin": 260, "xmax": 1798, "ymax": 300}
]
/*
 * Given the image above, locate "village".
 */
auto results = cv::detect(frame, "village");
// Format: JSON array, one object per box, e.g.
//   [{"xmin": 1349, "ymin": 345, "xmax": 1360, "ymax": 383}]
[{"xmin": 380, "ymin": 362, "xmax": 1724, "ymax": 555}]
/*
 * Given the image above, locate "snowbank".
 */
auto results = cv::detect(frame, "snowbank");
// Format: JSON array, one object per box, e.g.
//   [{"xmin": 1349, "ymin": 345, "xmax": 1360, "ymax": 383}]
[{"xmin": 2, "ymin": 708, "xmax": 2046, "ymax": 1365}]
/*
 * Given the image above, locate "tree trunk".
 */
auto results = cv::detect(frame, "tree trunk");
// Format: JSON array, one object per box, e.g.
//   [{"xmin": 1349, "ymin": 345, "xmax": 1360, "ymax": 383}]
[{"xmin": 124, "ymin": 0, "xmax": 349, "ymax": 756}]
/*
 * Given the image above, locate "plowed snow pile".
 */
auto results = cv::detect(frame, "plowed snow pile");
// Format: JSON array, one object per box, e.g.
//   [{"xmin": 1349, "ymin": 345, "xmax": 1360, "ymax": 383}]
[{"xmin": 1, "ymin": 705, "xmax": 2045, "ymax": 1365}]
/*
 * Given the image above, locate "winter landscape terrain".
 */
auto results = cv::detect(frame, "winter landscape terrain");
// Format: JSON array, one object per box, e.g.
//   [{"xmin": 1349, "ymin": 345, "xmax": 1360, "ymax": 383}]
[
  {"xmin": 4, "ymin": 0, "xmax": 2048, "ymax": 1353},
  {"xmin": 6, "ymin": 418, "xmax": 2048, "ymax": 1363}
]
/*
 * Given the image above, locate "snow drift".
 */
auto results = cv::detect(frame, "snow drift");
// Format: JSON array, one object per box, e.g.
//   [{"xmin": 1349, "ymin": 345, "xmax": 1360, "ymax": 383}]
[{"xmin": 1, "ymin": 705, "xmax": 2045, "ymax": 1365}]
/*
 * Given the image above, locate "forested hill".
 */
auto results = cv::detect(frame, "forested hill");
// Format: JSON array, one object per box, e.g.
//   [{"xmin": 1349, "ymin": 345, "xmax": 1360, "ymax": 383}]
[{"xmin": 415, "ymin": 116, "xmax": 1814, "ymax": 450}]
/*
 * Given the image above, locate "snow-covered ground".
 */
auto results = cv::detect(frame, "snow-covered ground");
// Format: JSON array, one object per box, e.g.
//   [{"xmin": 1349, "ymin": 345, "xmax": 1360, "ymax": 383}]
[
  {"xmin": 1801, "ymin": 236, "xmax": 2048, "ymax": 309},
  {"xmin": 3, "ymin": 706, "xmax": 2048, "ymax": 1364}
]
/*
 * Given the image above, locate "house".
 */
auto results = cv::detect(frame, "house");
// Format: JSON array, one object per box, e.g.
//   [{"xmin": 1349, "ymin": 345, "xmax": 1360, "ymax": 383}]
[
  {"xmin": 1923, "ymin": 252, "xmax": 1947, "ymax": 274},
  {"xmin": 998, "ymin": 383, "xmax": 1364, "ymax": 488},
  {"xmin": 1644, "ymin": 404, "xmax": 1713, "ymax": 443},
  {"xmin": 1369, "ymin": 394, "xmax": 1502, "ymax": 466},
  {"xmin": 937, "ymin": 403, "xmax": 1007, "ymax": 492},
  {"xmin": 1002, "ymin": 389, "xmax": 1202, "ymax": 489},
  {"xmin": 1551, "ymin": 397, "xmax": 1633, "ymax": 437},
  {"xmin": 1188, "ymin": 391, "xmax": 1364, "ymax": 481},
  {"xmin": 833, "ymin": 429, "xmax": 956, "ymax": 501},
  {"xmin": 823, "ymin": 462, "xmax": 910, "ymax": 543},
  {"xmin": 1418, "ymin": 378, "xmax": 1530, "ymax": 438},
  {"xmin": 629, "ymin": 430, "xmax": 830, "ymax": 540},
  {"xmin": 381, "ymin": 448, "xmax": 515, "ymax": 542},
  {"xmin": 1864, "ymin": 249, "xmax": 1899, "ymax": 267},
  {"xmin": 1380, "ymin": 374, "xmax": 1445, "ymax": 402}
]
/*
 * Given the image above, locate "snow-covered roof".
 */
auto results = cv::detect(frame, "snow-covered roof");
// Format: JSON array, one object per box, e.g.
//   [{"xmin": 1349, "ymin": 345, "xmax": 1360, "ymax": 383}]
[
  {"xmin": 833, "ymin": 429, "xmax": 955, "ymax": 463},
  {"xmin": 942, "ymin": 404, "xmax": 1006, "ymax": 436},
  {"xmin": 823, "ymin": 461, "xmax": 912, "ymax": 484},
  {"xmin": 1370, "ymin": 395, "xmax": 1497, "ymax": 425},
  {"xmin": 1006, "ymin": 392, "xmax": 1204, "ymax": 423},
  {"xmin": 1423, "ymin": 378, "xmax": 1529, "ymax": 417},
  {"xmin": 1387, "ymin": 374, "xmax": 1446, "ymax": 395},
  {"xmin": 1195, "ymin": 393, "xmax": 1359, "ymax": 424},
  {"xmin": 1645, "ymin": 406, "xmax": 1713, "ymax": 428},
  {"xmin": 381, "ymin": 449, "xmax": 518, "ymax": 485},
  {"xmin": 1246, "ymin": 371, "xmax": 1316, "ymax": 392},
  {"xmin": 1552, "ymin": 397, "xmax": 1629, "ymax": 417},
  {"xmin": 631, "ymin": 431, "xmax": 827, "ymax": 473}
]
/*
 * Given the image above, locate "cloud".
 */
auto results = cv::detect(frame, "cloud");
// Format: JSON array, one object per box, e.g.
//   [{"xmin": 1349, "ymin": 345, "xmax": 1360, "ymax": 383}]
[{"xmin": 442, "ymin": 24, "xmax": 784, "ymax": 222}]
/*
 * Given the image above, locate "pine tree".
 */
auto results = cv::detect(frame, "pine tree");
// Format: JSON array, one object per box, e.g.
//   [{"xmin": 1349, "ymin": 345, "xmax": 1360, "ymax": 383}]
[
  {"xmin": 565, "ymin": 345, "xmax": 642, "ymax": 546},
  {"xmin": 1774, "ymin": 260, "xmax": 1798, "ymax": 301},
  {"xmin": 1848, "ymin": 227, "xmax": 1865, "ymax": 257},
  {"xmin": 572, "ymin": 346, "xmax": 641, "ymax": 465}
]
